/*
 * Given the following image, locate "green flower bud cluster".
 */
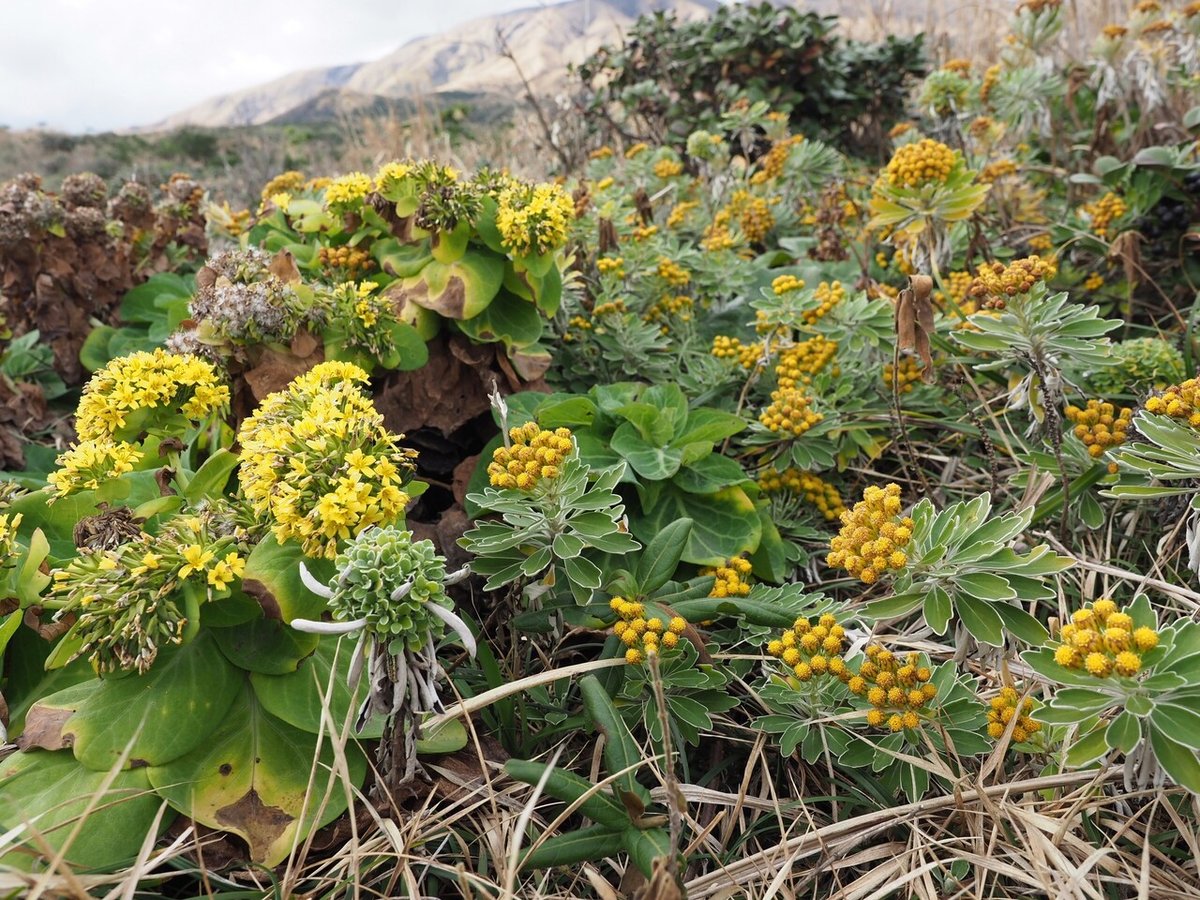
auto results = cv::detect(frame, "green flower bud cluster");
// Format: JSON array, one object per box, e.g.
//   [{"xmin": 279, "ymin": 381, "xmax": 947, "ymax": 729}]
[{"xmin": 330, "ymin": 526, "xmax": 452, "ymax": 652}]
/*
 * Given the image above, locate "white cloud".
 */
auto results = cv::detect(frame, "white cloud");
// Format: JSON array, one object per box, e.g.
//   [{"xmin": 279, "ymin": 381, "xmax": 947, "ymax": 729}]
[{"xmin": 2, "ymin": 0, "xmax": 541, "ymax": 132}]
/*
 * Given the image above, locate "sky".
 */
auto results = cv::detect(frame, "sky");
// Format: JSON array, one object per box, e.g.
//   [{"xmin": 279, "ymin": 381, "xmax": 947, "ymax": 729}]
[{"xmin": 0, "ymin": 0, "xmax": 542, "ymax": 133}]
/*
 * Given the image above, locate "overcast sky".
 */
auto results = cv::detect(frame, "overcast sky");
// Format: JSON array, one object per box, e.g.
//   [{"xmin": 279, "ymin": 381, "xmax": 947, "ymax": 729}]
[{"xmin": 1, "ymin": 0, "xmax": 541, "ymax": 132}]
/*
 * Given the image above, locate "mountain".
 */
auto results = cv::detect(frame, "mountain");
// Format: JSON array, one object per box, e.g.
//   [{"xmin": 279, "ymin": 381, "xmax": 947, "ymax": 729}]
[{"xmin": 151, "ymin": 0, "xmax": 717, "ymax": 130}]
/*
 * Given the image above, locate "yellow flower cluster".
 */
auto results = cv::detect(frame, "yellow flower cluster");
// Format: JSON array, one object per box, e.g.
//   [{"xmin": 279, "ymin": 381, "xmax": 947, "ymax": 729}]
[
  {"xmin": 625, "ymin": 143, "xmax": 649, "ymax": 159},
  {"xmin": 667, "ymin": 200, "xmax": 700, "ymax": 229},
  {"xmin": 632, "ymin": 224, "xmax": 659, "ymax": 241},
  {"xmin": 757, "ymin": 468, "xmax": 845, "ymax": 520},
  {"xmin": 238, "ymin": 361, "xmax": 418, "ymax": 559},
  {"xmin": 701, "ymin": 556, "xmax": 753, "ymax": 598},
  {"xmin": 766, "ymin": 613, "xmax": 849, "ymax": 682},
  {"xmin": 937, "ymin": 270, "xmax": 974, "ymax": 306},
  {"xmin": 760, "ymin": 387, "xmax": 823, "ymax": 437},
  {"xmin": 487, "ymin": 422, "xmax": 573, "ymax": 491},
  {"xmin": 318, "ymin": 245, "xmax": 373, "ymax": 277},
  {"xmin": 1081, "ymin": 192, "xmax": 1127, "ymax": 239},
  {"xmin": 75, "ymin": 349, "xmax": 229, "ymax": 443},
  {"xmin": 776, "ymin": 336, "xmax": 839, "ymax": 388},
  {"xmin": 0, "ymin": 511, "xmax": 23, "ymax": 563},
  {"xmin": 1065, "ymin": 399, "xmax": 1132, "ymax": 458},
  {"xmin": 710, "ymin": 335, "xmax": 768, "ymax": 370},
  {"xmin": 643, "ymin": 294, "xmax": 694, "ymax": 332},
  {"xmin": 611, "ymin": 597, "xmax": 687, "ymax": 664},
  {"xmin": 594, "ymin": 176, "xmax": 615, "ymax": 191},
  {"xmin": 260, "ymin": 170, "xmax": 305, "ymax": 202},
  {"xmin": 980, "ymin": 160, "xmax": 1018, "ymax": 182},
  {"xmin": 589, "ymin": 146, "xmax": 614, "ymax": 160},
  {"xmin": 593, "ymin": 299, "xmax": 627, "ymax": 317},
  {"xmin": 826, "ymin": 484, "xmax": 913, "ymax": 584},
  {"xmin": 804, "ymin": 280, "xmax": 845, "ymax": 325},
  {"xmin": 986, "ymin": 687, "xmax": 1041, "ymax": 742},
  {"xmin": 752, "ymin": 135, "xmax": 805, "ymax": 183},
  {"xmin": 1083, "ymin": 273, "xmax": 1105, "ymax": 291},
  {"xmin": 980, "ymin": 64, "xmax": 1002, "ymax": 105},
  {"xmin": 942, "ymin": 57, "xmax": 972, "ymax": 74},
  {"xmin": 496, "ymin": 182, "xmax": 575, "ymax": 257},
  {"xmin": 1144, "ymin": 378, "xmax": 1200, "ymax": 428},
  {"xmin": 324, "ymin": 172, "xmax": 373, "ymax": 209},
  {"xmin": 374, "ymin": 160, "xmax": 413, "ymax": 193},
  {"xmin": 1102, "ymin": 23, "xmax": 1129, "ymax": 38},
  {"xmin": 656, "ymin": 257, "xmax": 691, "ymax": 287},
  {"xmin": 702, "ymin": 215, "xmax": 737, "ymax": 252},
  {"xmin": 653, "ymin": 158, "xmax": 685, "ymax": 179},
  {"xmin": 849, "ymin": 646, "xmax": 936, "ymax": 730},
  {"xmin": 1053, "ymin": 599, "xmax": 1158, "ymax": 677},
  {"xmin": 772, "ymin": 274, "xmax": 806, "ymax": 295},
  {"xmin": 597, "ymin": 256, "xmax": 625, "ymax": 278},
  {"xmin": 883, "ymin": 355, "xmax": 924, "ymax": 393},
  {"xmin": 968, "ymin": 256, "xmax": 1057, "ymax": 308},
  {"xmin": 884, "ymin": 139, "xmax": 957, "ymax": 188},
  {"xmin": 47, "ymin": 440, "xmax": 143, "ymax": 499},
  {"xmin": 730, "ymin": 190, "xmax": 775, "ymax": 243}
]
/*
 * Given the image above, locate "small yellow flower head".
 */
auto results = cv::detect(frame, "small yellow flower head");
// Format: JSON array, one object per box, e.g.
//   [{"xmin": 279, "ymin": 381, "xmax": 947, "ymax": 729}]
[
  {"xmin": 1079, "ymin": 192, "xmax": 1127, "ymax": 240},
  {"xmin": 1132, "ymin": 626, "xmax": 1159, "ymax": 651},
  {"xmin": 866, "ymin": 708, "xmax": 886, "ymax": 727},
  {"xmin": 1113, "ymin": 651, "xmax": 1142, "ymax": 677},
  {"xmin": 759, "ymin": 387, "xmax": 823, "ymax": 437},
  {"xmin": 488, "ymin": 423, "xmax": 573, "ymax": 491},
  {"xmin": 701, "ymin": 556, "xmax": 754, "ymax": 597},
  {"xmin": 625, "ymin": 647, "xmax": 644, "ymax": 665},
  {"xmin": 324, "ymin": 172, "xmax": 373, "ymax": 210},
  {"xmin": 47, "ymin": 440, "xmax": 143, "ymax": 500},
  {"xmin": 826, "ymin": 484, "xmax": 913, "ymax": 584},
  {"xmin": 848, "ymin": 675, "xmax": 867, "ymax": 695},
  {"xmin": 1085, "ymin": 652, "xmax": 1113, "ymax": 677},
  {"xmin": 887, "ymin": 714, "xmax": 904, "ymax": 732},
  {"xmin": 884, "ymin": 139, "xmax": 957, "ymax": 188},
  {"xmin": 1054, "ymin": 644, "xmax": 1082, "ymax": 668}
]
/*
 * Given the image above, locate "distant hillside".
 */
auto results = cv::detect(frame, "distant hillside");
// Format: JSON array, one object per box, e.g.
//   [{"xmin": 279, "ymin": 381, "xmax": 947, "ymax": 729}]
[{"xmin": 151, "ymin": 0, "xmax": 716, "ymax": 130}]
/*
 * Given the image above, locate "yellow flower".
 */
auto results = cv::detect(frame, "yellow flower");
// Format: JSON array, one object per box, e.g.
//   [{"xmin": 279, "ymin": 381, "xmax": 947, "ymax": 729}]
[{"xmin": 179, "ymin": 545, "xmax": 214, "ymax": 580}]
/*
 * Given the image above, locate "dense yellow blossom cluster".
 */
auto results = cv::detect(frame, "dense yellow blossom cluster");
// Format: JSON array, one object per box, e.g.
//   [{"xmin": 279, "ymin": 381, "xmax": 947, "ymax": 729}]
[
  {"xmin": 373, "ymin": 161, "xmax": 413, "ymax": 193},
  {"xmin": 752, "ymin": 135, "xmax": 804, "ymax": 183},
  {"xmin": 260, "ymin": 170, "xmax": 305, "ymax": 202},
  {"xmin": 1144, "ymin": 378, "xmax": 1200, "ymax": 428},
  {"xmin": 597, "ymin": 256, "xmax": 625, "ymax": 278},
  {"xmin": 625, "ymin": 143, "xmax": 649, "ymax": 159},
  {"xmin": 632, "ymin": 224, "xmax": 659, "ymax": 241},
  {"xmin": 980, "ymin": 64, "xmax": 1002, "ymax": 105},
  {"xmin": 1053, "ymin": 599, "xmax": 1158, "ymax": 677},
  {"xmin": 592, "ymin": 299, "xmax": 627, "ymax": 318},
  {"xmin": 75, "ymin": 349, "xmax": 229, "ymax": 443},
  {"xmin": 701, "ymin": 556, "xmax": 753, "ymax": 597},
  {"xmin": 757, "ymin": 468, "xmax": 845, "ymax": 520},
  {"xmin": 1081, "ymin": 192, "xmax": 1127, "ymax": 239},
  {"xmin": 826, "ymin": 484, "xmax": 913, "ymax": 584},
  {"xmin": 968, "ymin": 256, "xmax": 1057, "ymax": 308},
  {"xmin": 760, "ymin": 387, "xmax": 823, "ymax": 436},
  {"xmin": 47, "ymin": 440, "xmax": 143, "ymax": 500},
  {"xmin": 986, "ymin": 687, "xmax": 1041, "ymax": 742},
  {"xmin": 487, "ymin": 422, "xmax": 573, "ymax": 491},
  {"xmin": 644, "ymin": 294, "xmax": 694, "ymax": 332},
  {"xmin": 766, "ymin": 613, "xmax": 849, "ymax": 682},
  {"xmin": 1065, "ymin": 399, "xmax": 1132, "ymax": 458},
  {"xmin": 656, "ymin": 257, "xmax": 691, "ymax": 287},
  {"xmin": 318, "ymin": 245, "xmax": 373, "ymax": 278},
  {"xmin": 884, "ymin": 139, "xmax": 957, "ymax": 188},
  {"xmin": 496, "ymin": 182, "xmax": 575, "ymax": 257},
  {"xmin": 772, "ymin": 274, "xmax": 805, "ymax": 295},
  {"xmin": 611, "ymin": 597, "xmax": 687, "ymax": 664},
  {"xmin": 980, "ymin": 160, "xmax": 1018, "ymax": 182},
  {"xmin": 324, "ymin": 172, "xmax": 373, "ymax": 209},
  {"xmin": 729, "ymin": 190, "xmax": 775, "ymax": 243},
  {"xmin": 667, "ymin": 200, "xmax": 700, "ymax": 229},
  {"xmin": 883, "ymin": 356, "xmax": 924, "ymax": 393},
  {"xmin": 776, "ymin": 336, "xmax": 839, "ymax": 388},
  {"xmin": 653, "ymin": 158, "xmax": 685, "ymax": 179},
  {"xmin": 238, "ymin": 361, "xmax": 417, "ymax": 559},
  {"xmin": 804, "ymin": 280, "xmax": 846, "ymax": 325},
  {"xmin": 849, "ymin": 646, "xmax": 936, "ymax": 731},
  {"xmin": 1083, "ymin": 273, "xmax": 1105, "ymax": 291},
  {"xmin": 710, "ymin": 335, "xmax": 769, "ymax": 369},
  {"xmin": 702, "ymin": 211, "xmax": 738, "ymax": 251}
]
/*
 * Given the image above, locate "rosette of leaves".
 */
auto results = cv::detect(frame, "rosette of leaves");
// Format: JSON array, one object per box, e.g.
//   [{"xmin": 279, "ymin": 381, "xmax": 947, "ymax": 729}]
[
  {"xmin": 460, "ymin": 448, "xmax": 638, "ymax": 604},
  {"xmin": 1024, "ymin": 597, "xmax": 1200, "ymax": 793},
  {"xmin": 953, "ymin": 283, "xmax": 1120, "ymax": 425},
  {"xmin": 867, "ymin": 493, "xmax": 1073, "ymax": 646},
  {"xmin": 868, "ymin": 150, "xmax": 989, "ymax": 242},
  {"xmin": 493, "ymin": 385, "xmax": 779, "ymax": 573}
]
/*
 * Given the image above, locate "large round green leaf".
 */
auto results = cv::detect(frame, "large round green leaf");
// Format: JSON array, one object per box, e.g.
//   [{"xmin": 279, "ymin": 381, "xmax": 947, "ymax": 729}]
[
  {"xmin": 147, "ymin": 684, "xmax": 366, "ymax": 865},
  {"xmin": 455, "ymin": 288, "xmax": 544, "ymax": 349},
  {"xmin": 212, "ymin": 617, "xmax": 319, "ymax": 675},
  {"xmin": 0, "ymin": 750, "xmax": 172, "ymax": 871},
  {"xmin": 61, "ymin": 631, "xmax": 241, "ymax": 771},
  {"xmin": 398, "ymin": 251, "xmax": 504, "ymax": 320},
  {"xmin": 632, "ymin": 483, "xmax": 761, "ymax": 566},
  {"xmin": 251, "ymin": 635, "xmax": 385, "ymax": 739},
  {"xmin": 241, "ymin": 533, "xmax": 333, "ymax": 623}
]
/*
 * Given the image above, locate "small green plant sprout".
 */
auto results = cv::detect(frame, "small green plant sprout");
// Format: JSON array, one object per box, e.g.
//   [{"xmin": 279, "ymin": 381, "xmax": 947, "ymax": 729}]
[
  {"xmin": 864, "ymin": 491, "xmax": 1073, "ymax": 647},
  {"xmin": 295, "ymin": 525, "xmax": 473, "ymax": 785},
  {"xmin": 1023, "ymin": 597, "xmax": 1200, "ymax": 794}
]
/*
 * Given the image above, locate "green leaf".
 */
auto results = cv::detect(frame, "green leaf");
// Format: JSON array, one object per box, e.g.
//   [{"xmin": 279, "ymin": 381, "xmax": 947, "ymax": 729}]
[
  {"xmin": 399, "ymin": 251, "xmax": 505, "ymax": 320},
  {"xmin": 0, "ymin": 750, "xmax": 172, "ymax": 871},
  {"xmin": 1105, "ymin": 711, "xmax": 1141, "ymax": 753},
  {"xmin": 252, "ymin": 635, "xmax": 385, "ymax": 739},
  {"xmin": 673, "ymin": 454, "xmax": 748, "ymax": 494},
  {"xmin": 1150, "ymin": 703, "xmax": 1200, "ymax": 751},
  {"xmin": 993, "ymin": 603, "xmax": 1049, "ymax": 645},
  {"xmin": 633, "ymin": 484, "xmax": 761, "ymax": 566},
  {"xmin": 635, "ymin": 518, "xmax": 693, "ymax": 595},
  {"xmin": 923, "ymin": 587, "xmax": 952, "ymax": 635},
  {"xmin": 955, "ymin": 593, "xmax": 1005, "ymax": 647},
  {"xmin": 183, "ymin": 449, "xmax": 240, "ymax": 504},
  {"xmin": 212, "ymin": 617, "xmax": 319, "ymax": 675},
  {"xmin": 624, "ymin": 825, "xmax": 672, "ymax": 878},
  {"xmin": 673, "ymin": 407, "xmax": 745, "ymax": 446},
  {"xmin": 580, "ymin": 675, "xmax": 645, "ymax": 802},
  {"xmin": 59, "ymin": 631, "xmax": 240, "ymax": 771},
  {"xmin": 611, "ymin": 423, "xmax": 683, "ymax": 480},
  {"xmin": 415, "ymin": 715, "xmax": 469, "ymax": 754},
  {"xmin": 1065, "ymin": 726, "xmax": 1110, "ymax": 768},
  {"xmin": 520, "ymin": 824, "xmax": 625, "ymax": 870},
  {"xmin": 147, "ymin": 684, "xmax": 366, "ymax": 865},
  {"xmin": 455, "ymin": 288, "xmax": 544, "ymax": 349},
  {"xmin": 955, "ymin": 572, "xmax": 1017, "ymax": 604},
  {"xmin": 1149, "ymin": 724, "xmax": 1200, "ymax": 793},
  {"xmin": 504, "ymin": 759, "xmax": 629, "ymax": 830},
  {"xmin": 241, "ymin": 534, "xmax": 333, "ymax": 623}
]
